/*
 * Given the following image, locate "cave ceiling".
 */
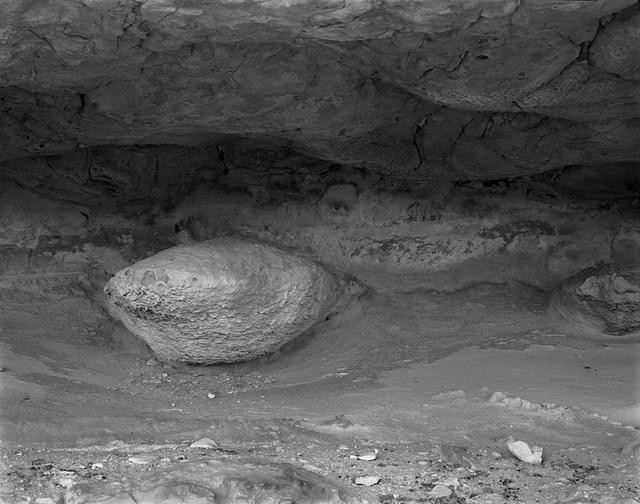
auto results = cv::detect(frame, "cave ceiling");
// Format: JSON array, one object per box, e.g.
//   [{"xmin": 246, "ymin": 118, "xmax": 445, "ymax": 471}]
[{"xmin": 0, "ymin": 0, "xmax": 639, "ymax": 187}]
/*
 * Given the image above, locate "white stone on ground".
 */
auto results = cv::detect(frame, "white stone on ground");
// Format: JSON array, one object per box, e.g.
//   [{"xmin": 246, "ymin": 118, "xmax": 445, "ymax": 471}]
[
  {"xmin": 189, "ymin": 438, "xmax": 218, "ymax": 449},
  {"xmin": 507, "ymin": 439, "xmax": 543, "ymax": 464},
  {"xmin": 354, "ymin": 475, "xmax": 380, "ymax": 486}
]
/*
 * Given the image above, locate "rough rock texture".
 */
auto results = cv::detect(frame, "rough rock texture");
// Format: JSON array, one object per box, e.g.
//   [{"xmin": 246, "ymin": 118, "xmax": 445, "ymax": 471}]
[
  {"xmin": 1, "ymin": 172, "xmax": 636, "ymax": 297},
  {"xmin": 0, "ymin": 0, "xmax": 640, "ymax": 181},
  {"xmin": 63, "ymin": 459, "xmax": 363, "ymax": 504},
  {"xmin": 552, "ymin": 264, "xmax": 640, "ymax": 336},
  {"xmin": 104, "ymin": 238, "xmax": 344, "ymax": 363}
]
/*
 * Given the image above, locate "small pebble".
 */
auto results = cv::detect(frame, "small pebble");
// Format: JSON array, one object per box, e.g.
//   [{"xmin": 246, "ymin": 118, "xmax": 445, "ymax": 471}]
[
  {"xmin": 128, "ymin": 455, "xmax": 154, "ymax": 465},
  {"xmin": 357, "ymin": 453, "xmax": 377, "ymax": 461},
  {"xmin": 428, "ymin": 485, "xmax": 452, "ymax": 498},
  {"xmin": 189, "ymin": 437, "xmax": 218, "ymax": 449},
  {"xmin": 207, "ymin": 393, "xmax": 216, "ymax": 399},
  {"xmin": 610, "ymin": 462, "xmax": 627, "ymax": 469},
  {"xmin": 354, "ymin": 476, "xmax": 380, "ymax": 486},
  {"xmin": 507, "ymin": 439, "xmax": 543, "ymax": 464}
]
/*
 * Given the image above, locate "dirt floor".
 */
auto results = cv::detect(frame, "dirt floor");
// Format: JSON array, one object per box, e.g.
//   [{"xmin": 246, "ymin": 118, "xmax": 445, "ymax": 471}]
[{"xmin": 0, "ymin": 275, "xmax": 638, "ymax": 503}]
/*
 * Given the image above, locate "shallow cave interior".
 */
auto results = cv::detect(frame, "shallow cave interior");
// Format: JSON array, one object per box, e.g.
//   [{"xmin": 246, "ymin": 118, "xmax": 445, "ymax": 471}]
[{"xmin": 1, "ymin": 1, "xmax": 640, "ymax": 503}]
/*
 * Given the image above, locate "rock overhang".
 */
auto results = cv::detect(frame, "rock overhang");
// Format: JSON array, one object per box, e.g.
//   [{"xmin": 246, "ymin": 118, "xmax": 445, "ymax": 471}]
[
  {"xmin": 0, "ymin": 0, "xmax": 638, "ymax": 186},
  {"xmin": 0, "ymin": 0, "xmax": 639, "ymax": 315}
]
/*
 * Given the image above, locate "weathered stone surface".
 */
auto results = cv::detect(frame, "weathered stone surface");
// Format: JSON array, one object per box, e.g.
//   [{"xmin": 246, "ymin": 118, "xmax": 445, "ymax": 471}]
[
  {"xmin": 612, "ymin": 225, "xmax": 640, "ymax": 264},
  {"xmin": 104, "ymin": 238, "xmax": 344, "ymax": 363},
  {"xmin": 1, "ymin": 173, "xmax": 634, "ymax": 296},
  {"xmin": 63, "ymin": 459, "xmax": 364, "ymax": 504},
  {"xmin": 414, "ymin": 109, "xmax": 640, "ymax": 180},
  {"xmin": 0, "ymin": 0, "xmax": 639, "ymax": 180},
  {"xmin": 552, "ymin": 264, "xmax": 640, "ymax": 336}
]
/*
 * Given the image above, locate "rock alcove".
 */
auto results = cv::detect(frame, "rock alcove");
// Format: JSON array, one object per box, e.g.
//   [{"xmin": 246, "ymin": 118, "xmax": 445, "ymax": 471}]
[{"xmin": 0, "ymin": 1, "xmax": 639, "ymax": 503}]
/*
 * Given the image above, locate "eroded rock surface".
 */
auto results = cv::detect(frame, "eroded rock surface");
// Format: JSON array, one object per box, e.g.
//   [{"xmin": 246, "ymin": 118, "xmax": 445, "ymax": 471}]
[
  {"xmin": 1, "ymin": 0, "xmax": 640, "ymax": 180},
  {"xmin": 63, "ymin": 459, "xmax": 363, "ymax": 504},
  {"xmin": 552, "ymin": 264, "xmax": 640, "ymax": 336},
  {"xmin": 104, "ymin": 238, "xmax": 345, "ymax": 363}
]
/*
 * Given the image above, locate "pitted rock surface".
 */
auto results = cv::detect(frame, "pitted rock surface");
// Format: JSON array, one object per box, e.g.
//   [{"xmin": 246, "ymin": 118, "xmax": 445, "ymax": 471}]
[
  {"xmin": 104, "ymin": 239, "xmax": 342, "ymax": 363},
  {"xmin": 63, "ymin": 459, "xmax": 364, "ymax": 504},
  {"xmin": 552, "ymin": 264, "xmax": 640, "ymax": 337}
]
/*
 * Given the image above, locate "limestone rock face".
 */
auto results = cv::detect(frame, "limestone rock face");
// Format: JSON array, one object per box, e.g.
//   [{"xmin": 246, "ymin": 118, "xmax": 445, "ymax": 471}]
[
  {"xmin": 553, "ymin": 264, "xmax": 640, "ymax": 336},
  {"xmin": 104, "ymin": 239, "xmax": 343, "ymax": 363}
]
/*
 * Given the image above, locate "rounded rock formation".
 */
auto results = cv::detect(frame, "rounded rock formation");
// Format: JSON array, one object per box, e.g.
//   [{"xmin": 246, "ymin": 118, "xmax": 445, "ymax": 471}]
[
  {"xmin": 552, "ymin": 263, "xmax": 640, "ymax": 337},
  {"xmin": 104, "ymin": 238, "xmax": 343, "ymax": 363}
]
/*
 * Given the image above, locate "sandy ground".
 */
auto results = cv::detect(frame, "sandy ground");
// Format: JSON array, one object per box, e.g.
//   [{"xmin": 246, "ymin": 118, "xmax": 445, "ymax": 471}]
[{"xmin": 0, "ymin": 277, "xmax": 638, "ymax": 503}]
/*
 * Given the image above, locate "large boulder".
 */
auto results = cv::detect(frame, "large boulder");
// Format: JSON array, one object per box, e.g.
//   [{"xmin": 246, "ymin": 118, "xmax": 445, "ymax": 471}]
[
  {"xmin": 104, "ymin": 239, "xmax": 346, "ymax": 363},
  {"xmin": 552, "ymin": 264, "xmax": 640, "ymax": 337}
]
